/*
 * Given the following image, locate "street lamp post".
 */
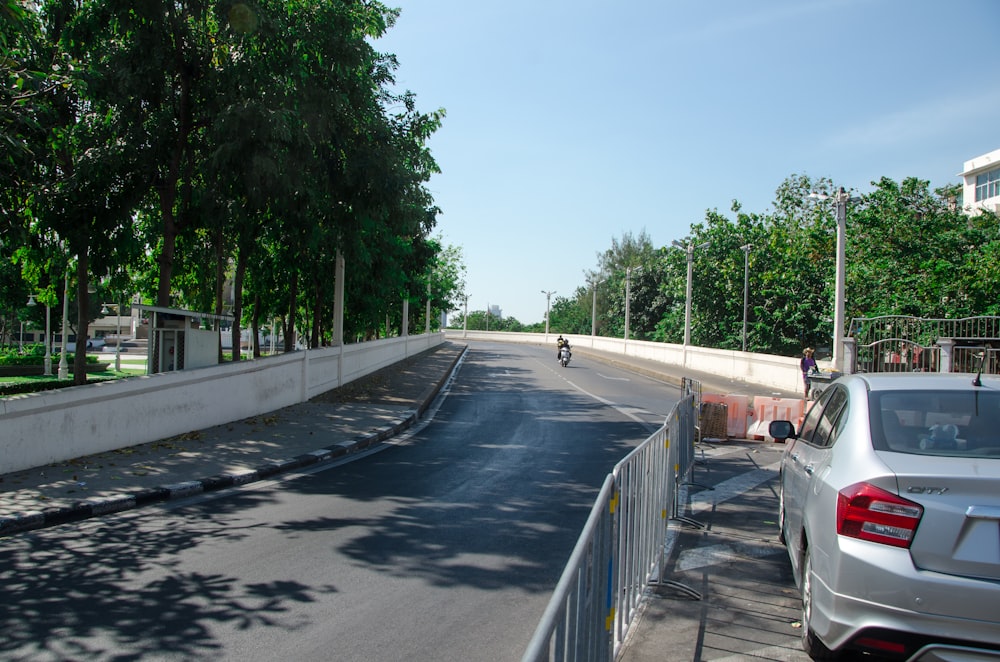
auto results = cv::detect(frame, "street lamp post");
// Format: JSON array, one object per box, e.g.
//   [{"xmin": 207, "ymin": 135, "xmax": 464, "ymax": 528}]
[
  {"xmin": 462, "ymin": 295, "xmax": 469, "ymax": 338},
  {"xmin": 740, "ymin": 244, "xmax": 752, "ymax": 352},
  {"xmin": 58, "ymin": 271, "xmax": 70, "ymax": 380},
  {"xmin": 809, "ymin": 187, "xmax": 850, "ymax": 372},
  {"xmin": 591, "ymin": 284, "xmax": 598, "ymax": 337},
  {"xmin": 588, "ymin": 276, "xmax": 606, "ymax": 337},
  {"xmin": 102, "ymin": 300, "xmax": 124, "ymax": 371},
  {"xmin": 115, "ymin": 298, "xmax": 122, "ymax": 371},
  {"xmin": 623, "ymin": 266, "xmax": 642, "ymax": 341},
  {"xmin": 27, "ymin": 294, "xmax": 52, "ymax": 376},
  {"xmin": 672, "ymin": 240, "xmax": 710, "ymax": 346},
  {"xmin": 541, "ymin": 290, "xmax": 555, "ymax": 338},
  {"xmin": 426, "ymin": 280, "xmax": 432, "ymax": 335}
]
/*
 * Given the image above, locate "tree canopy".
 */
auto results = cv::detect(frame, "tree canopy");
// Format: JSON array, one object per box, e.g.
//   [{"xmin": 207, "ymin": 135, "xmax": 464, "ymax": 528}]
[
  {"xmin": 511, "ymin": 175, "xmax": 1000, "ymax": 358},
  {"xmin": 2, "ymin": 0, "xmax": 453, "ymax": 382}
]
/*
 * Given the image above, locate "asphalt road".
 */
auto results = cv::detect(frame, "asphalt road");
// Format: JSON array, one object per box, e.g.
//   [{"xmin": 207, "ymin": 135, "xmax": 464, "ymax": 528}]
[{"xmin": 0, "ymin": 342, "xmax": 682, "ymax": 661}]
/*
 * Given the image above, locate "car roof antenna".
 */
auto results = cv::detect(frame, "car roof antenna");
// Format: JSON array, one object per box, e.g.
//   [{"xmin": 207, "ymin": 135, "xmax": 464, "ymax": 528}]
[{"xmin": 972, "ymin": 351, "xmax": 986, "ymax": 387}]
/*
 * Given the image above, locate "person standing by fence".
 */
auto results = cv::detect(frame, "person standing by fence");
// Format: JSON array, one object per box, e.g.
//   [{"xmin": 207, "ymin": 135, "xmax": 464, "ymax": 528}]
[{"xmin": 801, "ymin": 347, "xmax": 819, "ymax": 398}]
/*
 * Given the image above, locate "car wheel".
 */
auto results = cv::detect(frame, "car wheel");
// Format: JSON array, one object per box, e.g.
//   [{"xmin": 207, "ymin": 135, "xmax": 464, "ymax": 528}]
[{"xmin": 801, "ymin": 547, "xmax": 838, "ymax": 660}]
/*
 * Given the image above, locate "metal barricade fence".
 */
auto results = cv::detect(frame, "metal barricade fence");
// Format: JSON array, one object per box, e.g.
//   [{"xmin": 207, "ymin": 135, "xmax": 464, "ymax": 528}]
[{"xmin": 522, "ymin": 394, "xmax": 697, "ymax": 662}]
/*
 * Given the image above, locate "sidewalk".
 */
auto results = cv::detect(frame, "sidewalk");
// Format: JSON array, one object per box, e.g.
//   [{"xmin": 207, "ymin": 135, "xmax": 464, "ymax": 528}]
[
  {"xmin": 0, "ymin": 341, "xmax": 469, "ymax": 536},
  {"xmin": 617, "ymin": 439, "xmax": 811, "ymax": 662}
]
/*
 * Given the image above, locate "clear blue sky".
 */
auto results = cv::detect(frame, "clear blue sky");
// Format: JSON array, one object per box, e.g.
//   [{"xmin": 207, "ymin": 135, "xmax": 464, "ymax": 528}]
[{"xmin": 375, "ymin": 0, "xmax": 1000, "ymax": 324}]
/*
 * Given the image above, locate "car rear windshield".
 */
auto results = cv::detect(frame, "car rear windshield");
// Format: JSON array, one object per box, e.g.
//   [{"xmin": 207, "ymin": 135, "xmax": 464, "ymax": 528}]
[{"xmin": 870, "ymin": 389, "xmax": 1000, "ymax": 458}]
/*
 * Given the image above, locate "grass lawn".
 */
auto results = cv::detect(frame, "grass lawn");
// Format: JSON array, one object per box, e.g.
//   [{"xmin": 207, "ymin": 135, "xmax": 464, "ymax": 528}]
[
  {"xmin": 0, "ymin": 369, "xmax": 139, "ymax": 386},
  {"xmin": 1, "ymin": 352, "xmax": 251, "ymax": 389}
]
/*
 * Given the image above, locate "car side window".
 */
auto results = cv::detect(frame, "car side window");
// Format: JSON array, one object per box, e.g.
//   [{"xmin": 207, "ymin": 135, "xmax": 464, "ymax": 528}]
[
  {"xmin": 797, "ymin": 388, "xmax": 831, "ymax": 444},
  {"xmin": 810, "ymin": 387, "xmax": 848, "ymax": 448}
]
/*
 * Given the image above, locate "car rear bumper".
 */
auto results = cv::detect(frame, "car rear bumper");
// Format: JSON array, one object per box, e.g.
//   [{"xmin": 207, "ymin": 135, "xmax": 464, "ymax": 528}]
[
  {"xmin": 911, "ymin": 643, "xmax": 1000, "ymax": 662},
  {"xmin": 810, "ymin": 539, "xmax": 1000, "ymax": 655}
]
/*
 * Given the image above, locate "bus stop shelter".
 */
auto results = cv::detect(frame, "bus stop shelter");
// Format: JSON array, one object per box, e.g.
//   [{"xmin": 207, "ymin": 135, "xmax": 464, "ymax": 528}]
[{"xmin": 135, "ymin": 305, "xmax": 234, "ymax": 374}]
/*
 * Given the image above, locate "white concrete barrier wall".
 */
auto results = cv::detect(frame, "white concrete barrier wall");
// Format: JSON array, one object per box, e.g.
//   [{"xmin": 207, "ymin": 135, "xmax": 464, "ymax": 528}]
[
  {"xmin": 445, "ymin": 330, "xmax": 804, "ymax": 394},
  {"xmin": 0, "ymin": 333, "xmax": 445, "ymax": 475}
]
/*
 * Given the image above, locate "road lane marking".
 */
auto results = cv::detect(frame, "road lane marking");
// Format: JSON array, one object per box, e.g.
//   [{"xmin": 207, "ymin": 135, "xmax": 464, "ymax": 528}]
[
  {"xmin": 564, "ymin": 380, "xmax": 660, "ymax": 433},
  {"xmin": 533, "ymin": 357, "xmax": 662, "ymax": 432}
]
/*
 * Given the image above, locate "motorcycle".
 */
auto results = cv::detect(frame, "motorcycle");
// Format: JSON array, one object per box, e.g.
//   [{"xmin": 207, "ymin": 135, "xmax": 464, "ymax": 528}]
[{"xmin": 559, "ymin": 345, "xmax": 571, "ymax": 367}]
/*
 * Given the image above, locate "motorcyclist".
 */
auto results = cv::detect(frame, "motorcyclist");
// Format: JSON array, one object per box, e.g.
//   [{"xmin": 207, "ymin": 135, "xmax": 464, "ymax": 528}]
[{"xmin": 556, "ymin": 335, "xmax": 571, "ymax": 361}]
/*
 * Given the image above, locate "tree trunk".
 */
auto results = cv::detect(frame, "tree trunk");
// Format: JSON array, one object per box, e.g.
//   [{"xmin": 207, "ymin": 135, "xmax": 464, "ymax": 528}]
[
  {"xmin": 156, "ymin": 194, "xmax": 178, "ymax": 308},
  {"xmin": 73, "ymin": 248, "xmax": 90, "ymax": 385},
  {"xmin": 154, "ymin": 40, "xmax": 194, "ymax": 308},
  {"xmin": 309, "ymin": 274, "xmax": 327, "ymax": 347},
  {"xmin": 214, "ymin": 227, "xmax": 225, "ymax": 362},
  {"xmin": 285, "ymin": 273, "xmax": 298, "ymax": 352},
  {"xmin": 251, "ymin": 293, "xmax": 261, "ymax": 358},
  {"xmin": 232, "ymin": 245, "xmax": 248, "ymax": 361}
]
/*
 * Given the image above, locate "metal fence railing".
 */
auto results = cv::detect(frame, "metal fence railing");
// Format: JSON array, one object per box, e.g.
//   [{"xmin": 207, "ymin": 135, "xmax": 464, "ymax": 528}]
[
  {"xmin": 953, "ymin": 346, "xmax": 1000, "ymax": 374},
  {"xmin": 854, "ymin": 341, "xmax": 999, "ymax": 375},
  {"xmin": 849, "ymin": 316, "xmax": 1000, "ymax": 375},
  {"xmin": 521, "ymin": 394, "xmax": 699, "ymax": 662},
  {"xmin": 849, "ymin": 315, "xmax": 1000, "ymax": 348}
]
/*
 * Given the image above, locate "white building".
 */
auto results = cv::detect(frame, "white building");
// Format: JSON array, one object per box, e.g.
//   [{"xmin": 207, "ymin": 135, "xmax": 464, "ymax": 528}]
[{"xmin": 960, "ymin": 147, "xmax": 1000, "ymax": 214}]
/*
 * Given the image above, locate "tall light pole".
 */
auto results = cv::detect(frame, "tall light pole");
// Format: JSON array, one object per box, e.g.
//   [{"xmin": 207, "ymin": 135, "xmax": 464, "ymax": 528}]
[
  {"xmin": 541, "ymin": 290, "xmax": 555, "ymax": 337},
  {"xmin": 589, "ymin": 276, "xmax": 606, "ymax": 337},
  {"xmin": 58, "ymin": 270, "xmax": 70, "ymax": 380},
  {"xmin": 740, "ymin": 244, "xmax": 752, "ymax": 352},
  {"xmin": 462, "ymin": 295, "xmax": 469, "ymax": 338},
  {"xmin": 623, "ymin": 266, "xmax": 642, "ymax": 341},
  {"xmin": 115, "ymin": 297, "xmax": 123, "ymax": 371},
  {"xmin": 26, "ymin": 294, "xmax": 53, "ymax": 376},
  {"xmin": 591, "ymin": 283, "xmax": 598, "ymax": 337},
  {"xmin": 102, "ymin": 300, "xmax": 124, "ymax": 372},
  {"xmin": 672, "ymin": 240, "xmax": 709, "ymax": 346},
  {"xmin": 809, "ymin": 186, "xmax": 851, "ymax": 372},
  {"xmin": 425, "ymin": 280, "xmax": 432, "ymax": 335}
]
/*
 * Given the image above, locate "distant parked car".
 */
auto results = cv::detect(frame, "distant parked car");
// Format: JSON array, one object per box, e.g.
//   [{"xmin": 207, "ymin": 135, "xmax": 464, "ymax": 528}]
[
  {"xmin": 65, "ymin": 339, "xmax": 105, "ymax": 352},
  {"xmin": 769, "ymin": 373, "xmax": 1000, "ymax": 661}
]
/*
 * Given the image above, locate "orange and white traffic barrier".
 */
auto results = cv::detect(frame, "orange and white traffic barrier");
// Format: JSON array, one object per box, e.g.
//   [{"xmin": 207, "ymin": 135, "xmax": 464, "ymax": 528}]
[{"xmin": 747, "ymin": 396, "xmax": 806, "ymax": 441}]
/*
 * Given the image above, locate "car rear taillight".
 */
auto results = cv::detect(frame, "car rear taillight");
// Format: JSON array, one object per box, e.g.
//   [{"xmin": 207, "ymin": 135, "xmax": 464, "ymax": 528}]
[{"xmin": 837, "ymin": 482, "xmax": 923, "ymax": 548}]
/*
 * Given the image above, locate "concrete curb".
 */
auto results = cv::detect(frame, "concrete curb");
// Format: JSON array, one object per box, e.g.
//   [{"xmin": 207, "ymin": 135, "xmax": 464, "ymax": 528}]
[{"xmin": 0, "ymin": 345, "xmax": 467, "ymax": 537}]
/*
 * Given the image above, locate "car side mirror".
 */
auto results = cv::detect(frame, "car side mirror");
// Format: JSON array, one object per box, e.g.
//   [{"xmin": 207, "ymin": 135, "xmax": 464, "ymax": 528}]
[{"xmin": 769, "ymin": 420, "xmax": 797, "ymax": 443}]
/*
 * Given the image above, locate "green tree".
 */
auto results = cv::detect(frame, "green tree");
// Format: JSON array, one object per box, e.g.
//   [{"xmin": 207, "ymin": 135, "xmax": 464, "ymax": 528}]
[
  {"xmin": 594, "ymin": 230, "xmax": 660, "ymax": 339},
  {"xmin": 848, "ymin": 176, "xmax": 999, "ymax": 319},
  {"xmin": 546, "ymin": 293, "xmax": 588, "ymax": 335},
  {"xmin": 4, "ymin": 1, "xmax": 149, "ymax": 382},
  {"xmin": 751, "ymin": 175, "xmax": 840, "ymax": 356},
  {"xmin": 673, "ymin": 204, "xmax": 771, "ymax": 350}
]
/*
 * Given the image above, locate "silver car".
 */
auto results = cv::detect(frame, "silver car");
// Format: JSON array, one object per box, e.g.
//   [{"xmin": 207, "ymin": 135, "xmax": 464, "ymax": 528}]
[{"xmin": 769, "ymin": 372, "xmax": 1000, "ymax": 661}]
